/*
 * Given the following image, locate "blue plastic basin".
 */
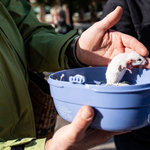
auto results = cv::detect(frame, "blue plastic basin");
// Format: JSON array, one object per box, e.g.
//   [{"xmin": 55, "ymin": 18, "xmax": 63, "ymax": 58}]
[{"xmin": 48, "ymin": 67, "xmax": 150, "ymax": 131}]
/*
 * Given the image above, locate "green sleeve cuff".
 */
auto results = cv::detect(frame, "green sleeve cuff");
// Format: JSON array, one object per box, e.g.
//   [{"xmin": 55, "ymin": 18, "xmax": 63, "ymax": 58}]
[
  {"xmin": 65, "ymin": 36, "xmax": 88, "ymax": 68},
  {"xmin": 2, "ymin": 138, "xmax": 46, "ymax": 150},
  {"xmin": 25, "ymin": 138, "xmax": 46, "ymax": 150}
]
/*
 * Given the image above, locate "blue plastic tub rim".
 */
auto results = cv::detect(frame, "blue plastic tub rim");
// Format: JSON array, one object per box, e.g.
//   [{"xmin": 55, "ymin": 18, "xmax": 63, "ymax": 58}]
[{"xmin": 48, "ymin": 67, "xmax": 150, "ymax": 94}]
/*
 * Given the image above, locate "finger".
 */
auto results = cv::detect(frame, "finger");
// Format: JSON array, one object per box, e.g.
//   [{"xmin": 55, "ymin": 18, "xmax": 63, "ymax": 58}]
[
  {"xmin": 145, "ymin": 57, "xmax": 150, "ymax": 68},
  {"xmin": 121, "ymin": 33, "xmax": 149, "ymax": 56},
  {"xmin": 99, "ymin": 6, "xmax": 123, "ymax": 31},
  {"xmin": 69, "ymin": 106, "xmax": 94, "ymax": 140},
  {"xmin": 111, "ymin": 131, "xmax": 131, "ymax": 135}
]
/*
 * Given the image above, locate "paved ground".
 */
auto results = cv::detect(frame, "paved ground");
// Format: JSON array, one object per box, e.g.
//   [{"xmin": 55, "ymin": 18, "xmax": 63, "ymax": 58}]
[{"xmin": 55, "ymin": 115, "xmax": 116, "ymax": 150}]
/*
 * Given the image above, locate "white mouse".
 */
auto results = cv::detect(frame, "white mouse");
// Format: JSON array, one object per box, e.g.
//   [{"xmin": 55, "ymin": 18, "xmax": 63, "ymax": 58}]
[{"xmin": 105, "ymin": 52, "xmax": 147, "ymax": 85}]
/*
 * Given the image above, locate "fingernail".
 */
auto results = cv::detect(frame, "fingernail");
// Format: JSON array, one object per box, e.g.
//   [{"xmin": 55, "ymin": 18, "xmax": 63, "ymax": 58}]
[{"xmin": 81, "ymin": 108, "xmax": 93, "ymax": 120}]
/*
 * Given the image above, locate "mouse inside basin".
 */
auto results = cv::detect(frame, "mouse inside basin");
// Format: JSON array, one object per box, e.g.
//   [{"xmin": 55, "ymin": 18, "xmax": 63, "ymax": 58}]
[
  {"xmin": 50, "ymin": 67, "xmax": 150, "ymax": 87},
  {"xmin": 68, "ymin": 74, "xmax": 131, "ymax": 86}
]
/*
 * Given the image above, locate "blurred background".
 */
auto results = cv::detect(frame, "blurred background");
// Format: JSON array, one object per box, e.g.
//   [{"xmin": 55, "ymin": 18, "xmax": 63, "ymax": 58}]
[{"xmin": 29, "ymin": 0, "xmax": 107, "ymax": 34}]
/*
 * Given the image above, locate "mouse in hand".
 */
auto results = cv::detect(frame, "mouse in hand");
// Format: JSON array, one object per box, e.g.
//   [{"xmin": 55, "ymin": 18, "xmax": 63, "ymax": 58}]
[{"xmin": 105, "ymin": 52, "xmax": 147, "ymax": 86}]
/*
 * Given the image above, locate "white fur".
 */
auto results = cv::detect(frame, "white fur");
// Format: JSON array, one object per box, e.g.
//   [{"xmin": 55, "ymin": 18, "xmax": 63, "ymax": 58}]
[{"xmin": 105, "ymin": 52, "xmax": 147, "ymax": 85}]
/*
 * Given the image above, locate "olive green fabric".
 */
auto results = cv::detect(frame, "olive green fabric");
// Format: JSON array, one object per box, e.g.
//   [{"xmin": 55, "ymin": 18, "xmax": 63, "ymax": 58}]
[{"xmin": 0, "ymin": 0, "xmax": 78, "ymax": 149}]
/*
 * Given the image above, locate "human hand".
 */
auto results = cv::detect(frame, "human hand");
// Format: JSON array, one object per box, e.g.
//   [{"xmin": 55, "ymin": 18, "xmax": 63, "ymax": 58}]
[
  {"xmin": 45, "ymin": 105, "xmax": 126, "ymax": 150},
  {"xmin": 76, "ymin": 6, "xmax": 149, "ymax": 66},
  {"xmin": 145, "ymin": 57, "xmax": 150, "ymax": 68}
]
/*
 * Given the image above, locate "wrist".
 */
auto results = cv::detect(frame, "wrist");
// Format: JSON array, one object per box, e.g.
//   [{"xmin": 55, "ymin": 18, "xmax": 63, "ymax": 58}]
[{"xmin": 66, "ymin": 36, "xmax": 88, "ymax": 68}]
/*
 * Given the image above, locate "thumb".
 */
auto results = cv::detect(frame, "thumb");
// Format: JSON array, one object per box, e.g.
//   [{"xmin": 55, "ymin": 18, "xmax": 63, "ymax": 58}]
[
  {"xmin": 69, "ymin": 105, "xmax": 94, "ymax": 141},
  {"xmin": 100, "ymin": 6, "xmax": 123, "ymax": 31}
]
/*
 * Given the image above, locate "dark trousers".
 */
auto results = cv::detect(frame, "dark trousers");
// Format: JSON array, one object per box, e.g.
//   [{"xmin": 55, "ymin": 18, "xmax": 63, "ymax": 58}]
[{"xmin": 114, "ymin": 125, "xmax": 150, "ymax": 150}]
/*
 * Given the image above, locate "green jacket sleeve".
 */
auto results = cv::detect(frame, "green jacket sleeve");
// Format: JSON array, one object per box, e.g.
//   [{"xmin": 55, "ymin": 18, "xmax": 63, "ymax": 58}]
[
  {"xmin": 0, "ymin": 0, "xmax": 78, "ymax": 149},
  {"xmin": 0, "ymin": 138, "xmax": 46, "ymax": 150},
  {"xmin": 3, "ymin": 0, "xmax": 78, "ymax": 72}
]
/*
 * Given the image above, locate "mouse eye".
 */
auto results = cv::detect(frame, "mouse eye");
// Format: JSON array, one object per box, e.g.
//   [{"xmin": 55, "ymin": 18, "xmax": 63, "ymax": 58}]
[{"xmin": 138, "ymin": 58, "xmax": 142, "ymax": 61}]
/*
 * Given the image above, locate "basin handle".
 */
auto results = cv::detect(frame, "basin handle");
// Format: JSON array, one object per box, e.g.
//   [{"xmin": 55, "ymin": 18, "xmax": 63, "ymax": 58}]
[{"xmin": 69, "ymin": 74, "xmax": 86, "ymax": 84}]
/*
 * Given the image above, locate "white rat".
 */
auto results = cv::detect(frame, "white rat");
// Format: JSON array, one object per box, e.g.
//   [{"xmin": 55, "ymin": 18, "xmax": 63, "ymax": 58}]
[{"xmin": 105, "ymin": 52, "xmax": 147, "ymax": 85}]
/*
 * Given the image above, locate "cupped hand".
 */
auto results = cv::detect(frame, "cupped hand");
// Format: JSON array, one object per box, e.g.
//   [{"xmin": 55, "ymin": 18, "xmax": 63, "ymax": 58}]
[
  {"xmin": 45, "ymin": 106, "xmax": 126, "ymax": 150},
  {"xmin": 76, "ymin": 6, "xmax": 149, "ymax": 66},
  {"xmin": 145, "ymin": 57, "xmax": 150, "ymax": 68}
]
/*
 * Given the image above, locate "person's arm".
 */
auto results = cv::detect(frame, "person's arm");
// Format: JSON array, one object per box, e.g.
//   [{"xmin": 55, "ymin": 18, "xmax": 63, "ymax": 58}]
[
  {"xmin": 46, "ymin": 7, "xmax": 149, "ymax": 150},
  {"xmin": 0, "ymin": 1, "xmax": 78, "ymax": 150},
  {"xmin": 3, "ymin": 0, "xmax": 79, "ymax": 72},
  {"xmin": 1, "ymin": 1, "xmax": 148, "ymax": 150},
  {"xmin": 100, "ymin": 0, "xmax": 138, "ymax": 38},
  {"xmin": 75, "ymin": 6, "xmax": 148, "ymax": 67}
]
